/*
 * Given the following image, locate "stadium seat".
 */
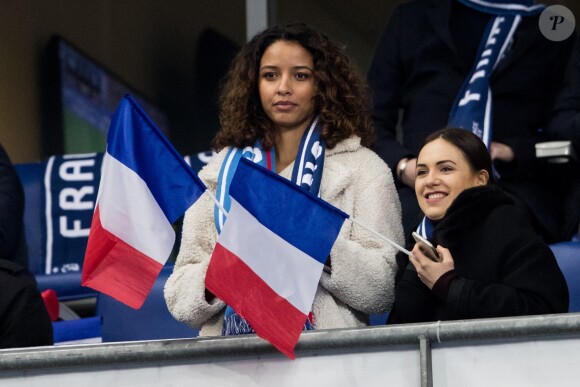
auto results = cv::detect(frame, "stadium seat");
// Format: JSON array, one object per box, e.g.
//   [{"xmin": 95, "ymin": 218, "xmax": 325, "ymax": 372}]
[
  {"xmin": 52, "ymin": 316, "xmax": 102, "ymax": 345},
  {"xmin": 550, "ymin": 241, "xmax": 580, "ymax": 313},
  {"xmin": 14, "ymin": 153, "xmax": 104, "ymax": 301},
  {"xmin": 95, "ymin": 264, "xmax": 199, "ymax": 342}
]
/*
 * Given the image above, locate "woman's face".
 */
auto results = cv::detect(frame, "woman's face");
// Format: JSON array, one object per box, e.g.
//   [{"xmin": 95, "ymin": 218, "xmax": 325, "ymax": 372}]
[
  {"xmin": 415, "ymin": 138, "xmax": 488, "ymax": 220},
  {"xmin": 258, "ymin": 40, "xmax": 316, "ymax": 134}
]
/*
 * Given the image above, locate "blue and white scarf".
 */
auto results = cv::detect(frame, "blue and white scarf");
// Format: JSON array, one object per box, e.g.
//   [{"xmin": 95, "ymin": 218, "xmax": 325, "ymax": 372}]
[
  {"xmin": 448, "ymin": 0, "xmax": 545, "ymax": 149},
  {"xmin": 215, "ymin": 118, "xmax": 325, "ymax": 335},
  {"xmin": 416, "ymin": 216, "xmax": 435, "ymax": 240},
  {"xmin": 418, "ymin": 0, "xmax": 545, "ymax": 239}
]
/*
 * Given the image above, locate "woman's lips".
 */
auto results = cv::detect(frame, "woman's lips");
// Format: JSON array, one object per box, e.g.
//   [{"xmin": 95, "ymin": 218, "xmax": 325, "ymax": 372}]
[
  {"xmin": 274, "ymin": 101, "xmax": 296, "ymax": 111},
  {"xmin": 425, "ymin": 192, "xmax": 447, "ymax": 202}
]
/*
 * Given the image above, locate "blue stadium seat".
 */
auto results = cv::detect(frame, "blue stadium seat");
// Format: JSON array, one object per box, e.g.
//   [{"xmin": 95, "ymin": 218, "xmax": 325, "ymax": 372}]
[
  {"xmin": 52, "ymin": 316, "xmax": 102, "ymax": 345},
  {"xmin": 15, "ymin": 153, "xmax": 103, "ymax": 301},
  {"xmin": 550, "ymin": 241, "xmax": 580, "ymax": 313},
  {"xmin": 95, "ymin": 264, "xmax": 199, "ymax": 342}
]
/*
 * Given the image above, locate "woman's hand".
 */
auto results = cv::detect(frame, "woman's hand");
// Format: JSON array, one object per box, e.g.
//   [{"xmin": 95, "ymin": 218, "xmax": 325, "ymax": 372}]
[
  {"xmin": 490, "ymin": 141, "xmax": 514, "ymax": 162},
  {"xmin": 400, "ymin": 157, "xmax": 417, "ymax": 188},
  {"xmin": 409, "ymin": 245, "xmax": 455, "ymax": 289}
]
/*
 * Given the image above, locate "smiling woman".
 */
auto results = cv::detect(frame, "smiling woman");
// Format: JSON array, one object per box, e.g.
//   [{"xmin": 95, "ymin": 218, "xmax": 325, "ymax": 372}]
[
  {"xmin": 387, "ymin": 128, "xmax": 569, "ymax": 324},
  {"xmin": 415, "ymin": 134, "xmax": 489, "ymax": 221}
]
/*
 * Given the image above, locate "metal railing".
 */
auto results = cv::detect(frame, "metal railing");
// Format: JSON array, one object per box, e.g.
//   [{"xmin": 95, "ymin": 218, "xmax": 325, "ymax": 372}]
[{"xmin": 1, "ymin": 312, "xmax": 580, "ymax": 386}]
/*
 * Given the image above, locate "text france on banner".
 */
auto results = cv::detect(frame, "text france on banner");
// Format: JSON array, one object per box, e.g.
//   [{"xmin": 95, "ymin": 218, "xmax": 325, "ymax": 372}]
[
  {"xmin": 206, "ymin": 157, "xmax": 348, "ymax": 359},
  {"xmin": 82, "ymin": 94, "xmax": 206, "ymax": 309}
]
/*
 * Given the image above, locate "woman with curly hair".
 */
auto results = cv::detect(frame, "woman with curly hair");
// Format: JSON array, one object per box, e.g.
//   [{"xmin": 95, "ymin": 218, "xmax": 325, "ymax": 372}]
[{"xmin": 165, "ymin": 22, "xmax": 403, "ymax": 336}]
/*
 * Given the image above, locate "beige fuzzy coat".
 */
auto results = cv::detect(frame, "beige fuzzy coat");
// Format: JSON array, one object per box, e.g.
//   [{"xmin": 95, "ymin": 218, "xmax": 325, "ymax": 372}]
[{"xmin": 164, "ymin": 137, "xmax": 404, "ymax": 336}]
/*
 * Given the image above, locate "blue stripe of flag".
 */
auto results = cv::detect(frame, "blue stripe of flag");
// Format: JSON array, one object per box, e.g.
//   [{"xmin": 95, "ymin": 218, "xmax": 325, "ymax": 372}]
[
  {"xmin": 106, "ymin": 94, "xmax": 206, "ymax": 223},
  {"xmin": 229, "ymin": 158, "xmax": 348, "ymax": 264}
]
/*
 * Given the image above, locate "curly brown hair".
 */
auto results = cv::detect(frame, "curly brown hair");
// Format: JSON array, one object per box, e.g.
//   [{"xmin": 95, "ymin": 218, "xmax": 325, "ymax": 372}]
[{"xmin": 212, "ymin": 22, "xmax": 374, "ymax": 151}]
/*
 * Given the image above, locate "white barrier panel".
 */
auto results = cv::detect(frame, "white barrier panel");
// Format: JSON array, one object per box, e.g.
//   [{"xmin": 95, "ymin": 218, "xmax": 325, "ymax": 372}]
[
  {"xmin": 1, "ymin": 337, "xmax": 580, "ymax": 386},
  {"xmin": 0, "ymin": 348, "xmax": 419, "ymax": 387},
  {"xmin": 433, "ymin": 337, "xmax": 580, "ymax": 387},
  {"xmin": 1, "ymin": 314, "xmax": 580, "ymax": 386}
]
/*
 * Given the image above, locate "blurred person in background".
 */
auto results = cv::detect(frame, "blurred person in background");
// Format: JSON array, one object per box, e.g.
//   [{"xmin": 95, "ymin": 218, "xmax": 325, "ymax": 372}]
[
  {"xmin": 0, "ymin": 143, "xmax": 53, "ymax": 348},
  {"xmin": 368, "ymin": 0, "xmax": 576, "ymax": 244}
]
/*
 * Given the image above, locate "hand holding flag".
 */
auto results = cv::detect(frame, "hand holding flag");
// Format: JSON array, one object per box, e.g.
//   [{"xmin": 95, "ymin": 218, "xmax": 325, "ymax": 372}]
[{"xmin": 205, "ymin": 158, "xmax": 348, "ymax": 359}]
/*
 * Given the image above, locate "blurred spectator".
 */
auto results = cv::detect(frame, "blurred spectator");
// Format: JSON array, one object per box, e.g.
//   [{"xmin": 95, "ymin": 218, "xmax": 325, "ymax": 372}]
[
  {"xmin": 547, "ymin": 32, "xmax": 580, "ymax": 153},
  {"xmin": 0, "ymin": 143, "xmax": 53, "ymax": 348},
  {"xmin": 0, "ymin": 144, "xmax": 27, "ymax": 266},
  {"xmin": 368, "ymin": 0, "xmax": 575, "ymax": 243},
  {"xmin": 546, "ymin": 31, "xmax": 580, "ymax": 239},
  {"xmin": 0, "ymin": 259, "xmax": 54, "ymax": 348}
]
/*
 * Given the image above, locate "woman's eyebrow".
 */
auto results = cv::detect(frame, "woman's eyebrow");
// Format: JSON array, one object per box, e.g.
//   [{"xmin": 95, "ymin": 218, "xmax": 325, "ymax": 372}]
[{"xmin": 416, "ymin": 160, "xmax": 457, "ymax": 168}]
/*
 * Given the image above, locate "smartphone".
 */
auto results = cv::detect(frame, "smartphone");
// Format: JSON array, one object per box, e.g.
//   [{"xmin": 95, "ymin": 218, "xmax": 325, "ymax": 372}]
[{"xmin": 412, "ymin": 232, "xmax": 442, "ymax": 262}]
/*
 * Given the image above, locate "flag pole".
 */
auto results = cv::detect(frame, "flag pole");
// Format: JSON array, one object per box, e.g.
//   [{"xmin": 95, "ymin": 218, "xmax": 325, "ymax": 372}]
[
  {"xmin": 200, "ymin": 166, "xmax": 408, "ymax": 257},
  {"xmin": 205, "ymin": 189, "xmax": 229, "ymax": 217},
  {"xmin": 206, "ymin": 186, "xmax": 410, "ymax": 257},
  {"xmin": 349, "ymin": 217, "xmax": 412, "ymax": 257}
]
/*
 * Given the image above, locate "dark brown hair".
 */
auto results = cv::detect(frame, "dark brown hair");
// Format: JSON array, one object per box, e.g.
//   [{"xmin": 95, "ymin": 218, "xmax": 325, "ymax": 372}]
[
  {"xmin": 212, "ymin": 22, "xmax": 374, "ymax": 151},
  {"xmin": 422, "ymin": 128, "xmax": 496, "ymax": 185}
]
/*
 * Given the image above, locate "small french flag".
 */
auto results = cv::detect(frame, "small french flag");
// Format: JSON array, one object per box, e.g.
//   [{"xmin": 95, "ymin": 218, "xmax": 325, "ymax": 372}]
[
  {"xmin": 82, "ymin": 95, "xmax": 206, "ymax": 309},
  {"xmin": 206, "ymin": 158, "xmax": 348, "ymax": 359}
]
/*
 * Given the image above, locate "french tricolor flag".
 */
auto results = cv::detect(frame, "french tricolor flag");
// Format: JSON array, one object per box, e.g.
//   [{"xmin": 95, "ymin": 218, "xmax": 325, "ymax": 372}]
[
  {"xmin": 82, "ymin": 95, "xmax": 206, "ymax": 309},
  {"xmin": 206, "ymin": 158, "xmax": 348, "ymax": 359}
]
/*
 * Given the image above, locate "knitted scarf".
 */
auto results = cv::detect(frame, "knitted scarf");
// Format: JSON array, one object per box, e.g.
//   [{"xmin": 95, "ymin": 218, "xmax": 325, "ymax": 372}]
[
  {"xmin": 419, "ymin": 0, "xmax": 545, "ymax": 239},
  {"xmin": 448, "ymin": 0, "xmax": 545, "ymax": 149}
]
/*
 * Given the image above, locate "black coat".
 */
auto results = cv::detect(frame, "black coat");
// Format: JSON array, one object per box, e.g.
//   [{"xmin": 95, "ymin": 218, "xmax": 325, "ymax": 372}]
[
  {"xmin": 387, "ymin": 185, "xmax": 569, "ymax": 324},
  {"xmin": 0, "ymin": 144, "xmax": 27, "ymax": 266},
  {"xmin": 547, "ymin": 31, "xmax": 580, "ymax": 155},
  {"xmin": 0, "ymin": 259, "xmax": 53, "ymax": 348},
  {"xmin": 545, "ymin": 34, "xmax": 580, "ymax": 240},
  {"xmin": 367, "ymin": 0, "xmax": 576, "ymax": 242}
]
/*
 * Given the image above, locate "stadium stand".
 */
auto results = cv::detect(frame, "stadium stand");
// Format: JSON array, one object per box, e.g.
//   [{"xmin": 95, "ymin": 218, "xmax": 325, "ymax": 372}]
[
  {"xmin": 95, "ymin": 264, "xmax": 199, "ymax": 342},
  {"xmin": 550, "ymin": 241, "xmax": 580, "ymax": 313}
]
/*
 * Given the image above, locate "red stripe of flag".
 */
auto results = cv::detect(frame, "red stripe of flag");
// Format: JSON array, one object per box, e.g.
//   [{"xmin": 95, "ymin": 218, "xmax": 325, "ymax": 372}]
[
  {"xmin": 82, "ymin": 206, "xmax": 164, "ymax": 309},
  {"xmin": 206, "ymin": 243, "xmax": 307, "ymax": 359}
]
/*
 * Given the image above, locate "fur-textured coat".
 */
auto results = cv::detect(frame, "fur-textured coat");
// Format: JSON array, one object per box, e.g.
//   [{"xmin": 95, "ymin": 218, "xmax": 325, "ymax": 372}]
[
  {"xmin": 165, "ymin": 137, "xmax": 404, "ymax": 335},
  {"xmin": 388, "ymin": 185, "xmax": 569, "ymax": 324}
]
